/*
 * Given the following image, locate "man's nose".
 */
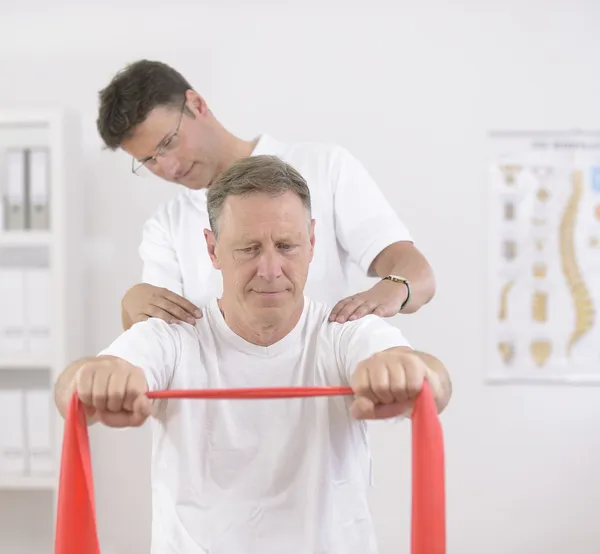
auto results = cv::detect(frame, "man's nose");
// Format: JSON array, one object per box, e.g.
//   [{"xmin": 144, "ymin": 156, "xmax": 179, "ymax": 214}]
[{"xmin": 256, "ymin": 249, "xmax": 283, "ymax": 280}]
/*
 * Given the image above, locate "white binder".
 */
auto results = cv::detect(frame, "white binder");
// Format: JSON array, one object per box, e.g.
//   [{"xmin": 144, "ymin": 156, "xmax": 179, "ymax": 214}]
[
  {"xmin": 0, "ymin": 268, "xmax": 26, "ymax": 353},
  {"xmin": 24, "ymin": 389, "xmax": 53, "ymax": 475},
  {"xmin": 5, "ymin": 149, "xmax": 26, "ymax": 231},
  {"xmin": 24, "ymin": 267, "xmax": 51, "ymax": 354},
  {"xmin": 0, "ymin": 150, "xmax": 4, "ymax": 231},
  {"xmin": 0, "ymin": 390, "xmax": 26, "ymax": 475},
  {"xmin": 27, "ymin": 148, "xmax": 50, "ymax": 230}
]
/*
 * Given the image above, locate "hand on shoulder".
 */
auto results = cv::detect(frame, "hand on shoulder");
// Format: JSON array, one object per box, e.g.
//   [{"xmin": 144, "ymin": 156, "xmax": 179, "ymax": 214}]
[
  {"xmin": 329, "ymin": 279, "xmax": 409, "ymax": 323},
  {"xmin": 122, "ymin": 283, "xmax": 202, "ymax": 327}
]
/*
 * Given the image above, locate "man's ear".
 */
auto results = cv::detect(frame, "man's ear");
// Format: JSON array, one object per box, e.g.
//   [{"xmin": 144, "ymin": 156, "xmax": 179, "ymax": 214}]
[
  {"xmin": 204, "ymin": 229, "xmax": 221, "ymax": 270},
  {"xmin": 186, "ymin": 89, "xmax": 208, "ymax": 117}
]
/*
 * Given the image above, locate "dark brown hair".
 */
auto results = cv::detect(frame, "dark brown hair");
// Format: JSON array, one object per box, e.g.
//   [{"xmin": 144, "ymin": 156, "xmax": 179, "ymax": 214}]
[{"xmin": 96, "ymin": 60, "xmax": 192, "ymax": 150}]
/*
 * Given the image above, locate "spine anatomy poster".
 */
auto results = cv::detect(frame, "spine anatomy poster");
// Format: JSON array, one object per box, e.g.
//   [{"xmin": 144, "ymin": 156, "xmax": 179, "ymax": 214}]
[{"xmin": 487, "ymin": 131, "xmax": 600, "ymax": 384}]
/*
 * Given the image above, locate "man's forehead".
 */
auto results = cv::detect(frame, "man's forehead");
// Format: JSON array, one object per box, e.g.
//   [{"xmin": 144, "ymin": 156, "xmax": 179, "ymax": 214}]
[
  {"xmin": 223, "ymin": 192, "xmax": 304, "ymax": 212},
  {"xmin": 219, "ymin": 195, "xmax": 308, "ymax": 238},
  {"xmin": 223, "ymin": 195, "xmax": 305, "ymax": 221}
]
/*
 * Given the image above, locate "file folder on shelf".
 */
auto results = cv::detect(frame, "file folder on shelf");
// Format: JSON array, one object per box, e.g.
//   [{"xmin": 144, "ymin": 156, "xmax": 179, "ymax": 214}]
[
  {"xmin": 0, "ymin": 268, "xmax": 26, "ymax": 354},
  {"xmin": 24, "ymin": 267, "xmax": 51, "ymax": 354},
  {"xmin": 27, "ymin": 148, "xmax": 50, "ymax": 231},
  {"xmin": 0, "ymin": 390, "xmax": 26, "ymax": 476},
  {"xmin": 24, "ymin": 389, "xmax": 53, "ymax": 475},
  {"xmin": 4, "ymin": 149, "xmax": 27, "ymax": 231}
]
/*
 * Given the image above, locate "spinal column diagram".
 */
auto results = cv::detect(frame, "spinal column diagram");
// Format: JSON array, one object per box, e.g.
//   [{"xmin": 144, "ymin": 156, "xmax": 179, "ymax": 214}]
[
  {"xmin": 490, "ymin": 138, "xmax": 600, "ymax": 379},
  {"xmin": 559, "ymin": 170, "xmax": 595, "ymax": 354}
]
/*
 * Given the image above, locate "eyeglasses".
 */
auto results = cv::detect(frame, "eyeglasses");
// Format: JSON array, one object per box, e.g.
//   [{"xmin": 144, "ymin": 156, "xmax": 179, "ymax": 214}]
[{"xmin": 131, "ymin": 99, "xmax": 186, "ymax": 177}]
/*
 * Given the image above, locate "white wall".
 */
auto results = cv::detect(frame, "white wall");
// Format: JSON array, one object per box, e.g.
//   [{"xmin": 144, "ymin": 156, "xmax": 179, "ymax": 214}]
[{"xmin": 1, "ymin": 1, "xmax": 600, "ymax": 553}]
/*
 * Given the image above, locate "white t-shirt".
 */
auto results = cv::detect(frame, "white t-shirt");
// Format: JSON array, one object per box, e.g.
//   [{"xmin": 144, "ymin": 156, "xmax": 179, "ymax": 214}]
[
  {"xmin": 139, "ymin": 135, "xmax": 413, "ymax": 306},
  {"xmin": 98, "ymin": 296, "xmax": 411, "ymax": 554}
]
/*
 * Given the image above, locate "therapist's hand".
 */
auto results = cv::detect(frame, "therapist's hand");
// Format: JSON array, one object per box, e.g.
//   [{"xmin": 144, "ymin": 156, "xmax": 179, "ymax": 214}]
[
  {"xmin": 122, "ymin": 283, "xmax": 202, "ymax": 326},
  {"xmin": 329, "ymin": 278, "xmax": 408, "ymax": 323},
  {"xmin": 349, "ymin": 347, "xmax": 442, "ymax": 420},
  {"xmin": 74, "ymin": 356, "xmax": 152, "ymax": 428}
]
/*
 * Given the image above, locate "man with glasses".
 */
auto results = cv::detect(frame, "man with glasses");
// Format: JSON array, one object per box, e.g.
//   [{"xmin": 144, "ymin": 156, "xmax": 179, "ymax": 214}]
[{"xmin": 96, "ymin": 59, "xmax": 436, "ymax": 330}]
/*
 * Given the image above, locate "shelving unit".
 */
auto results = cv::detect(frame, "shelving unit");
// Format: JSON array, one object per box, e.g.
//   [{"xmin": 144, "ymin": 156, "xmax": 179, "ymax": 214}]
[
  {"xmin": 0, "ymin": 111, "xmax": 85, "ymax": 553},
  {"xmin": 0, "ymin": 231, "xmax": 52, "ymax": 246},
  {"xmin": 0, "ymin": 474, "xmax": 57, "ymax": 491}
]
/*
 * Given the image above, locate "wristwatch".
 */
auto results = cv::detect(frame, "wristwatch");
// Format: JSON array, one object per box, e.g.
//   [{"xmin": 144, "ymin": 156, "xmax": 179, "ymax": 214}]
[{"xmin": 382, "ymin": 275, "xmax": 411, "ymax": 312}]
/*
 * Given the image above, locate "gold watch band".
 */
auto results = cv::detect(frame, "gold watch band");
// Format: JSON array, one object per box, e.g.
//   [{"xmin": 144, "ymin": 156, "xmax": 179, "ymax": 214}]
[{"xmin": 382, "ymin": 275, "xmax": 411, "ymax": 311}]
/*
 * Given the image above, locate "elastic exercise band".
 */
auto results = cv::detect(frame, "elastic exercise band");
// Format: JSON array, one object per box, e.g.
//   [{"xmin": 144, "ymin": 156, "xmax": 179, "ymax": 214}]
[{"xmin": 54, "ymin": 383, "xmax": 445, "ymax": 554}]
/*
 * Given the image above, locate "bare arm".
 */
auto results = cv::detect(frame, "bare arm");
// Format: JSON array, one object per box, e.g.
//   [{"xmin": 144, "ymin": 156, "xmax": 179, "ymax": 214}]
[
  {"xmin": 121, "ymin": 303, "xmax": 134, "ymax": 331},
  {"xmin": 369, "ymin": 241, "xmax": 436, "ymax": 314},
  {"xmin": 328, "ymin": 145, "xmax": 435, "ymax": 321},
  {"xmin": 329, "ymin": 241, "xmax": 436, "ymax": 322}
]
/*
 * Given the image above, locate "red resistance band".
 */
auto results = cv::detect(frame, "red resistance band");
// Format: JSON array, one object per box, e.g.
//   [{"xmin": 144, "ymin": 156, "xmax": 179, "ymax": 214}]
[{"xmin": 54, "ymin": 383, "xmax": 445, "ymax": 554}]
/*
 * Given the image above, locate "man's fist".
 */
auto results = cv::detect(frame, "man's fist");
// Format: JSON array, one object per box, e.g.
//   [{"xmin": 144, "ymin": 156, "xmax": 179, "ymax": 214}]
[
  {"xmin": 350, "ymin": 347, "xmax": 442, "ymax": 420},
  {"xmin": 74, "ymin": 356, "xmax": 152, "ymax": 428},
  {"xmin": 122, "ymin": 283, "xmax": 202, "ymax": 328}
]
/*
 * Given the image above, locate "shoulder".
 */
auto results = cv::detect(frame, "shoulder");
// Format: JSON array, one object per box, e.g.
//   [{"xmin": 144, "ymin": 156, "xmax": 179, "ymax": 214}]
[
  {"xmin": 301, "ymin": 297, "xmax": 411, "ymax": 358},
  {"xmin": 121, "ymin": 315, "xmax": 203, "ymax": 346},
  {"xmin": 280, "ymin": 139, "xmax": 372, "ymax": 191},
  {"xmin": 301, "ymin": 296, "xmax": 336, "ymax": 322},
  {"xmin": 278, "ymin": 139, "xmax": 353, "ymax": 169},
  {"xmin": 120, "ymin": 317, "xmax": 185, "ymax": 345},
  {"xmin": 265, "ymin": 135, "xmax": 353, "ymax": 174},
  {"xmin": 96, "ymin": 317, "xmax": 185, "ymax": 367},
  {"xmin": 341, "ymin": 313, "xmax": 407, "ymax": 336},
  {"xmin": 273, "ymin": 140, "xmax": 366, "ymax": 202},
  {"xmin": 302, "ymin": 297, "xmax": 395, "ymax": 337},
  {"xmin": 142, "ymin": 189, "xmax": 206, "ymax": 234},
  {"xmin": 316, "ymin": 298, "xmax": 409, "ymax": 343},
  {"xmin": 123, "ymin": 299, "xmax": 215, "ymax": 344}
]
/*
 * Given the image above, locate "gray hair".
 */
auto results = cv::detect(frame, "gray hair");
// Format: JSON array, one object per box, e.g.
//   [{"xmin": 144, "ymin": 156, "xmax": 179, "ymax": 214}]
[{"xmin": 207, "ymin": 154, "xmax": 312, "ymax": 237}]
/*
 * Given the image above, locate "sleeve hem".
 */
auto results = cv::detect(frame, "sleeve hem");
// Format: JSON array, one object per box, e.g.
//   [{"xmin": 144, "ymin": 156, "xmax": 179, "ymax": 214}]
[
  {"xmin": 356, "ymin": 226, "xmax": 414, "ymax": 275},
  {"xmin": 141, "ymin": 270, "xmax": 183, "ymax": 296}
]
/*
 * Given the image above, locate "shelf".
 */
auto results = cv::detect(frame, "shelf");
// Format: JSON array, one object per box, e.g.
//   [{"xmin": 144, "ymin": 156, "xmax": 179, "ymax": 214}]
[
  {"xmin": 0, "ymin": 475, "xmax": 56, "ymax": 491},
  {"xmin": 0, "ymin": 112, "xmax": 57, "ymax": 126},
  {"xmin": 0, "ymin": 109, "xmax": 84, "ymax": 554},
  {"xmin": 0, "ymin": 355, "xmax": 53, "ymax": 370},
  {"xmin": 0, "ymin": 231, "xmax": 52, "ymax": 247}
]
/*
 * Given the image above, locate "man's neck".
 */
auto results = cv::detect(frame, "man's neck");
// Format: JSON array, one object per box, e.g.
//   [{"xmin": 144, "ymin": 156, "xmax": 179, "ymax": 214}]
[
  {"xmin": 217, "ymin": 296, "xmax": 304, "ymax": 347},
  {"xmin": 217, "ymin": 133, "xmax": 259, "ymax": 174}
]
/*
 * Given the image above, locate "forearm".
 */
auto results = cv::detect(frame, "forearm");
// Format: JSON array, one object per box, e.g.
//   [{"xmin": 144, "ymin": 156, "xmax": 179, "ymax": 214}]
[
  {"xmin": 387, "ymin": 260, "xmax": 435, "ymax": 314},
  {"xmin": 121, "ymin": 302, "xmax": 134, "ymax": 331},
  {"xmin": 370, "ymin": 242, "xmax": 436, "ymax": 313},
  {"xmin": 413, "ymin": 350, "xmax": 452, "ymax": 414}
]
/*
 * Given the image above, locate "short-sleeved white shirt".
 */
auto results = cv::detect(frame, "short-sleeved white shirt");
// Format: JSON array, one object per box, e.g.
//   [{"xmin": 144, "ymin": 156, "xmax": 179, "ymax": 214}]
[
  {"xmin": 98, "ymin": 296, "xmax": 411, "ymax": 554},
  {"xmin": 139, "ymin": 135, "xmax": 413, "ymax": 306}
]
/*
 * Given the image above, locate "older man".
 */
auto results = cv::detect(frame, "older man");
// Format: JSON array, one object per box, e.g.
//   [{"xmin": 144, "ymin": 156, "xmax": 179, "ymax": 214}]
[{"xmin": 54, "ymin": 155, "xmax": 451, "ymax": 554}]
